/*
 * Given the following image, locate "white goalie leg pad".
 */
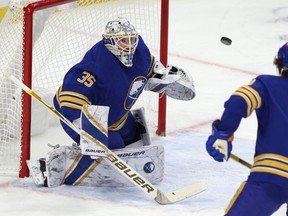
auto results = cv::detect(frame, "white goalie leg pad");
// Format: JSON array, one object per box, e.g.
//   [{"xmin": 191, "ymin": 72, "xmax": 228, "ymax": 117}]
[
  {"xmin": 45, "ymin": 146, "xmax": 69, "ymax": 187},
  {"xmin": 131, "ymin": 107, "xmax": 151, "ymax": 146},
  {"xmin": 41, "ymin": 144, "xmax": 164, "ymax": 187},
  {"xmin": 80, "ymin": 105, "xmax": 109, "ymax": 157},
  {"xmin": 111, "ymin": 145, "xmax": 164, "ymax": 186},
  {"xmin": 62, "ymin": 145, "xmax": 164, "ymax": 187}
]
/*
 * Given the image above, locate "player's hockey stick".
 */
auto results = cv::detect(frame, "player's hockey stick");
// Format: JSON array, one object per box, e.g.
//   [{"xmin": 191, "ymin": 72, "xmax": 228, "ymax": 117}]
[
  {"xmin": 230, "ymin": 153, "xmax": 252, "ymax": 169},
  {"xmin": 9, "ymin": 75, "xmax": 206, "ymax": 205}
]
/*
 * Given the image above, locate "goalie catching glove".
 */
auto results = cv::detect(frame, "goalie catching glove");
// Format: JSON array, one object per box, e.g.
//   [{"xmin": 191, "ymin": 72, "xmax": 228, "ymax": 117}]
[
  {"xmin": 145, "ymin": 62, "xmax": 196, "ymax": 100},
  {"xmin": 206, "ymin": 120, "xmax": 233, "ymax": 162}
]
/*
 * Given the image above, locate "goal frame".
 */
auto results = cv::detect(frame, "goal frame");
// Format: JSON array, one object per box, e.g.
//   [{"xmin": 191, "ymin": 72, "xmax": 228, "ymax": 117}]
[{"xmin": 19, "ymin": 0, "xmax": 169, "ymax": 178}]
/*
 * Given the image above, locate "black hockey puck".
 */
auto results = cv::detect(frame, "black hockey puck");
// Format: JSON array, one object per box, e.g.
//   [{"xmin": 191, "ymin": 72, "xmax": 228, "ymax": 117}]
[{"xmin": 220, "ymin": 37, "xmax": 232, "ymax": 46}]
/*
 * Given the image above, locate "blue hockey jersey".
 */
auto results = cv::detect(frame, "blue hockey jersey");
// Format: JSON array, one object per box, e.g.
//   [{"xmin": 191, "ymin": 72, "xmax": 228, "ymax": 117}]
[
  {"xmin": 53, "ymin": 36, "xmax": 155, "ymax": 143},
  {"xmin": 218, "ymin": 74, "xmax": 288, "ymax": 188}
]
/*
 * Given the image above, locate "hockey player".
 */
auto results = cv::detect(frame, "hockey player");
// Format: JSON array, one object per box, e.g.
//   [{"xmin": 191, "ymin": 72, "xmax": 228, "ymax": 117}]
[
  {"xmin": 28, "ymin": 18, "xmax": 195, "ymax": 187},
  {"xmin": 53, "ymin": 17, "xmax": 195, "ymax": 150},
  {"xmin": 206, "ymin": 42, "xmax": 288, "ymax": 216}
]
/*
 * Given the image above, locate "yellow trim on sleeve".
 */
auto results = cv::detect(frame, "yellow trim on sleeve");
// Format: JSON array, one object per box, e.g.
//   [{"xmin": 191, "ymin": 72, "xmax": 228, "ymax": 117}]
[
  {"xmin": 232, "ymin": 91, "xmax": 251, "ymax": 116},
  {"xmin": 55, "ymin": 86, "xmax": 63, "ymax": 105},
  {"xmin": 60, "ymin": 102, "xmax": 83, "ymax": 110},
  {"xmin": 243, "ymin": 85, "xmax": 262, "ymax": 108},
  {"xmin": 232, "ymin": 85, "xmax": 262, "ymax": 117},
  {"xmin": 60, "ymin": 91, "xmax": 91, "ymax": 104},
  {"xmin": 147, "ymin": 55, "xmax": 156, "ymax": 77},
  {"xmin": 238, "ymin": 87, "xmax": 258, "ymax": 110},
  {"xmin": 59, "ymin": 95, "xmax": 90, "ymax": 106}
]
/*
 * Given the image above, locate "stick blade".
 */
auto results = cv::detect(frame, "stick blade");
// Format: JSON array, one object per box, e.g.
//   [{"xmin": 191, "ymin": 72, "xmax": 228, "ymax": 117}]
[{"xmin": 155, "ymin": 181, "xmax": 206, "ymax": 205}]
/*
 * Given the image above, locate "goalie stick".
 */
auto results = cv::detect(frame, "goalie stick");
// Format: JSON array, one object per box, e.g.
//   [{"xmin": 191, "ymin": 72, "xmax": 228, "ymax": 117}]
[{"xmin": 9, "ymin": 75, "xmax": 206, "ymax": 205}]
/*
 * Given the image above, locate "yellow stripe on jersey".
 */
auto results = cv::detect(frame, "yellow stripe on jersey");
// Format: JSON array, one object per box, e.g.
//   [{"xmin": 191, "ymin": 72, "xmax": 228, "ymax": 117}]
[
  {"xmin": 147, "ymin": 55, "xmax": 156, "ymax": 77},
  {"xmin": 254, "ymin": 160, "xmax": 288, "ymax": 172},
  {"xmin": 59, "ymin": 91, "xmax": 91, "ymax": 104},
  {"xmin": 232, "ymin": 85, "xmax": 262, "ymax": 116},
  {"xmin": 251, "ymin": 167, "xmax": 288, "ymax": 179},
  {"xmin": 58, "ymin": 90, "xmax": 92, "ymax": 110},
  {"xmin": 108, "ymin": 112, "xmax": 129, "ymax": 131},
  {"xmin": 60, "ymin": 95, "xmax": 89, "ymax": 106},
  {"xmin": 251, "ymin": 153, "xmax": 288, "ymax": 179},
  {"xmin": 243, "ymin": 85, "xmax": 262, "ymax": 108},
  {"xmin": 239, "ymin": 87, "xmax": 258, "ymax": 110},
  {"xmin": 254, "ymin": 153, "xmax": 288, "ymax": 163},
  {"xmin": 55, "ymin": 85, "xmax": 63, "ymax": 105},
  {"xmin": 59, "ymin": 102, "xmax": 83, "ymax": 110}
]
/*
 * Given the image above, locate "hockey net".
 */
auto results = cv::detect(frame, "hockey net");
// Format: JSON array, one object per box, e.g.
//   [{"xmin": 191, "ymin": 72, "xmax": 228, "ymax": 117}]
[{"xmin": 0, "ymin": 0, "xmax": 168, "ymax": 177}]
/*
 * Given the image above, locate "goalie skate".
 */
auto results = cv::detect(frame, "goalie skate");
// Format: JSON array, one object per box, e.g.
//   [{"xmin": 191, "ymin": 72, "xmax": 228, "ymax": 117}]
[{"xmin": 27, "ymin": 159, "xmax": 47, "ymax": 186}]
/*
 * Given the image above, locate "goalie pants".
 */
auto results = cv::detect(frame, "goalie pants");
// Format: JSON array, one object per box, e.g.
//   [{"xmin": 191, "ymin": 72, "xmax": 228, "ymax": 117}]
[
  {"xmin": 225, "ymin": 181, "xmax": 288, "ymax": 216},
  {"xmin": 108, "ymin": 111, "xmax": 140, "ymax": 149},
  {"xmin": 55, "ymin": 98, "xmax": 140, "ymax": 149}
]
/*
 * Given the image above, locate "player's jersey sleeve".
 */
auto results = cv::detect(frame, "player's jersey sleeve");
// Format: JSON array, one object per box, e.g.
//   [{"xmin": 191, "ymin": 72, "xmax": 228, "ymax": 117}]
[
  {"xmin": 218, "ymin": 77, "xmax": 264, "ymax": 133},
  {"xmin": 54, "ymin": 70, "xmax": 97, "ymax": 142},
  {"xmin": 225, "ymin": 79, "xmax": 263, "ymax": 118}
]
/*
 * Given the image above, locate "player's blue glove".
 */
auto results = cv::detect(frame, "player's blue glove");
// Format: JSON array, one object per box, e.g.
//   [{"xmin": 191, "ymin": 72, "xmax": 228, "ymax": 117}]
[{"xmin": 206, "ymin": 120, "xmax": 233, "ymax": 162}]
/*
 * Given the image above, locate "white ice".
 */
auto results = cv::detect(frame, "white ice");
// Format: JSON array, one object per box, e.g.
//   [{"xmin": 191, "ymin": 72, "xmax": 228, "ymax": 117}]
[{"xmin": 1, "ymin": 0, "xmax": 288, "ymax": 215}]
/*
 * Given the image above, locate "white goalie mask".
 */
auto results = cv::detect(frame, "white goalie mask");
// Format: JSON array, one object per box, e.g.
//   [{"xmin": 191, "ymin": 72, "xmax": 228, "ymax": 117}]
[{"xmin": 102, "ymin": 18, "xmax": 139, "ymax": 67}]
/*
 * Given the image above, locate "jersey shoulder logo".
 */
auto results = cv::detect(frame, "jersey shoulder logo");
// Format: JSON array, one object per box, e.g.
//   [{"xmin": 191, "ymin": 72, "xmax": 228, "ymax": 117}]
[
  {"xmin": 125, "ymin": 76, "xmax": 147, "ymax": 110},
  {"xmin": 130, "ymin": 79, "xmax": 145, "ymax": 95}
]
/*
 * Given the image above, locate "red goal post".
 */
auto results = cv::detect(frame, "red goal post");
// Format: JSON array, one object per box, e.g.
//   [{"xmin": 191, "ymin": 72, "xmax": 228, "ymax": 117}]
[{"xmin": 0, "ymin": 0, "xmax": 169, "ymax": 178}]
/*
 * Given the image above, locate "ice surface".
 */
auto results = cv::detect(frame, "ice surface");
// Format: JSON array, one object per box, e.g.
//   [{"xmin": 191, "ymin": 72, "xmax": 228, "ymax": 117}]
[{"xmin": 1, "ymin": 0, "xmax": 288, "ymax": 215}]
